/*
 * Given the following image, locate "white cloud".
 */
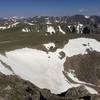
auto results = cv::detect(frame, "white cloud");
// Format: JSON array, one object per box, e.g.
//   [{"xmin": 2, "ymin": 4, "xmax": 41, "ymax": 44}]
[{"xmin": 78, "ymin": 8, "xmax": 86, "ymax": 13}]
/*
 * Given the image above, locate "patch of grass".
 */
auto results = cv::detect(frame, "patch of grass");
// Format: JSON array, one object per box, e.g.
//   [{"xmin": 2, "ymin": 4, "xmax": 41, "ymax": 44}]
[{"xmin": 0, "ymin": 31, "xmax": 100, "ymax": 53}]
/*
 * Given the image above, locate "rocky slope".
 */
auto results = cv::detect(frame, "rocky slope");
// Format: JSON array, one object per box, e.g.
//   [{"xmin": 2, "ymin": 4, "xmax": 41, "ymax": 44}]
[
  {"xmin": 0, "ymin": 72, "xmax": 100, "ymax": 100},
  {"xmin": 0, "ymin": 37, "xmax": 100, "ymax": 100}
]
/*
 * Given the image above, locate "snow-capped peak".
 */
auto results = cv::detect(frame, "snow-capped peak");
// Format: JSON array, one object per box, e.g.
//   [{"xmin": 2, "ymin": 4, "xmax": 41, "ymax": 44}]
[{"xmin": 85, "ymin": 16, "xmax": 90, "ymax": 19}]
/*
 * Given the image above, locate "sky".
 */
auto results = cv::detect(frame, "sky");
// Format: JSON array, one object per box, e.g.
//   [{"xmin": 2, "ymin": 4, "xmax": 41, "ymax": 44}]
[{"xmin": 0, "ymin": 0, "xmax": 100, "ymax": 17}]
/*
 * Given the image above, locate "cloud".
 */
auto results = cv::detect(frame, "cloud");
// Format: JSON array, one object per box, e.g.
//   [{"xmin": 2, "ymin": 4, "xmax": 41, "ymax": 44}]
[{"xmin": 78, "ymin": 8, "xmax": 86, "ymax": 13}]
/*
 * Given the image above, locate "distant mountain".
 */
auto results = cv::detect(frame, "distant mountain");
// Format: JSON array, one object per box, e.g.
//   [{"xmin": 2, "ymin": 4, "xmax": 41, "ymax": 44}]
[{"xmin": 0, "ymin": 15, "xmax": 100, "ymax": 34}]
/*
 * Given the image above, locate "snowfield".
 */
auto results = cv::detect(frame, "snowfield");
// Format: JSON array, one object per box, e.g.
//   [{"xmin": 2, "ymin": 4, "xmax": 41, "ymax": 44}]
[
  {"xmin": 0, "ymin": 38, "xmax": 100, "ymax": 94},
  {"xmin": 0, "ymin": 48, "xmax": 69, "ymax": 94},
  {"xmin": 56, "ymin": 38, "xmax": 100, "ymax": 57},
  {"xmin": 47, "ymin": 25, "xmax": 55, "ymax": 34}
]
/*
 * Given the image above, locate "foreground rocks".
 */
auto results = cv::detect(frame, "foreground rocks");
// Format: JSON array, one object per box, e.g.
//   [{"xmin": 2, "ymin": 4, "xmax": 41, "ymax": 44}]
[{"xmin": 0, "ymin": 73, "xmax": 99, "ymax": 100}]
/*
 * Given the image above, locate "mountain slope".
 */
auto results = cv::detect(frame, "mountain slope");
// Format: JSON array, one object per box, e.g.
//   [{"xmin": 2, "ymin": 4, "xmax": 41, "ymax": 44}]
[{"xmin": 0, "ymin": 15, "xmax": 100, "ymax": 100}]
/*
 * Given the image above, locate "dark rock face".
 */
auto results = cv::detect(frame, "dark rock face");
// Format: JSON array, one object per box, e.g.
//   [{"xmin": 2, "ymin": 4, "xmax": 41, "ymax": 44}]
[
  {"xmin": 0, "ymin": 73, "xmax": 40, "ymax": 100},
  {"xmin": 64, "ymin": 51, "xmax": 100, "ymax": 96},
  {"xmin": 83, "ymin": 26, "xmax": 90, "ymax": 34},
  {"xmin": 65, "ymin": 86, "xmax": 89, "ymax": 98}
]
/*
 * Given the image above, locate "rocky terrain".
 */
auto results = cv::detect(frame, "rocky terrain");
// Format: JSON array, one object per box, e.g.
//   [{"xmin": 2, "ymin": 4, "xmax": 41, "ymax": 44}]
[
  {"xmin": 0, "ymin": 15, "xmax": 100, "ymax": 100},
  {"xmin": 0, "ymin": 72, "xmax": 100, "ymax": 100},
  {"xmin": 0, "ymin": 15, "xmax": 100, "ymax": 34}
]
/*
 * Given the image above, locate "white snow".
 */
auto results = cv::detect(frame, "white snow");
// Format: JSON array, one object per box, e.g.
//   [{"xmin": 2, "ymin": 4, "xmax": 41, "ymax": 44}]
[
  {"xmin": 43, "ymin": 43, "xmax": 55, "ymax": 50},
  {"xmin": 68, "ymin": 25, "xmax": 72, "ymax": 32},
  {"xmin": 47, "ymin": 25, "xmax": 55, "ymax": 34},
  {"xmin": 0, "ymin": 38, "xmax": 100, "ymax": 94},
  {"xmin": 85, "ymin": 16, "xmax": 90, "ymax": 19},
  {"xmin": 0, "ymin": 48, "xmax": 69, "ymax": 94},
  {"xmin": 22, "ymin": 28, "xmax": 30, "ymax": 32},
  {"xmin": 56, "ymin": 38, "xmax": 100, "ymax": 57},
  {"xmin": 0, "ymin": 26, "xmax": 7, "ymax": 30},
  {"xmin": 55, "ymin": 20, "xmax": 59, "ymax": 23},
  {"xmin": 37, "ymin": 30, "xmax": 40, "ymax": 32},
  {"xmin": 12, "ymin": 22, "xmax": 20, "ymax": 27},
  {"xmin": 76, "ymin": 23, "xmax": 83, "ymax": 34},
  {"xmin": 7, "ymin": 25, "xmax": 11, "ymax": 29},
  {"xmin": 24, "ymin": 22, "xmax": 34, "ymax": 25},
  {"xmin": 46, "ymin": 20, "xmax": 51, "ymax": 25},
  {"xmin": 85, "ymin": 86, "xmax": 99, "ymax": 95},
  {"xmin": 45, "ymin": 18, "xmax": 51, "ymax": 24},
  {"xmin": 58, "ymin": 26, "xmax": 66, "ymax": 34},
  {"xmin": 0, "ymin": 22, "xmax": 20, "ymax": 30},
  {"xmin": 68, "ymin": 25, "xmax": 71, "ymax": 29},
  {"xmin": 27, "ymin": 23, "xmax": 34, "ymax": 25}
]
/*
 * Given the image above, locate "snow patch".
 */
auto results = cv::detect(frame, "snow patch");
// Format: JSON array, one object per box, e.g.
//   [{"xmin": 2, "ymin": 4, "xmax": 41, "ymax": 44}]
[
  {"xmin": 85, "ymin": 16, "xmax": 90, "ymax": 19},
  {"xmin": 0, "ymin": 22, "xmax": 20, "ymax": 30},
  {"xmin": 76, "ymin": 23, "xmax": 83, "ymax": 34},
  {"xmin": 43, "ymin": 43, "xmax": 55, "ymax": 50},
  {"xmin": 0, "ymin": 26, "xmax": 7, "ymax": 30},
  {"xmin": 27, "ymin": 23, "xmax": 34, "ymax": 25},
  {"xmin": 47, "ymin": 25, "xmax": 55, "ymax": 34},
  {"xmin": 68, "ymin": 25, "xmax": 72, "ymax": 32},
  {"xmin": 58, "ymin": 26, "xmax": 66, "ymax": 34},
  {"xmin": 25, "ymin": 22, "xmax": 34, "ymax": 25},
  {"xmin": 45, "ymin": 18, "xmax": 51, "ymax": 24},
  {"xmin": 85, "ymin": 86, "xmax": 99, "ymax": 95},
  {"xmin": 22, "ymin": 28, "xmax": 30, "ymax": 32},
  {"xmin": 12, "ymin": 22, "xmax": 20, "ymax": 27},
  {"xmin": 56, "ymin": 38, "xmax": 100, "ymax": 57},
  {"xmin": 55, "ymin": 20, "xmax": 59, "ymax": 23}
]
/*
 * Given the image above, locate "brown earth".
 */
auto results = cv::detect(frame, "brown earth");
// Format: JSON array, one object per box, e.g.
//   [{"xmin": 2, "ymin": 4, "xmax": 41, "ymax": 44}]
[{"xmin": 64, "ymin": 51, "xmax": 100, "ymax": 94}]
